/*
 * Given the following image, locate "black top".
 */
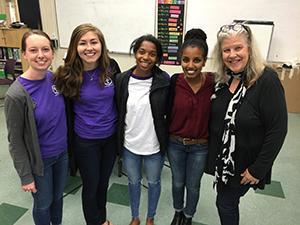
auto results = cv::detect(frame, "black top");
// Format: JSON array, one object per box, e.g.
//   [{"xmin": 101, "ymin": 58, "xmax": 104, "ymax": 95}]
[
  {"xmin": 114, "ymin": 65, "xmax": 170, "ymax": 156},
  {"xmin": 205, "ymin": 67, "xmax": 288, "ymax": 189}
]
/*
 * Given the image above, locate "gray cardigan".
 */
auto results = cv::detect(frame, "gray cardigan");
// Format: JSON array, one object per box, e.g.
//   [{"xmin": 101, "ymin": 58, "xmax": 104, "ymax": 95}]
[{"xmin": 4, "ymin": 80, "xmax": 43, "ymax": 185}]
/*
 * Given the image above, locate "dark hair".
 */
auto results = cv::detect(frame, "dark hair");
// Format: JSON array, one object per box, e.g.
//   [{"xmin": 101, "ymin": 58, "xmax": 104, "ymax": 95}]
[
  {"xmin": 54, "ymin": 23, "xmax": 110, "ymax": 99},
  {"xmin": 21, "ymin": 29, "xmax": 54, "ymax": 52},
  {"xmin": 129, "ymin": 34, "xmax": 163, "ymax": 64},
  {"xmin": 179, "ymin": 28, "xmax": 208, "ymax": 60}
]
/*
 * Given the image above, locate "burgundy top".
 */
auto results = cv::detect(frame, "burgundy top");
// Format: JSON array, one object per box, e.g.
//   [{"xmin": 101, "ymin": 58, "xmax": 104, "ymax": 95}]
[{"xmin": 169, "ymin": 73, "xmax": 214, "ymax": 139}]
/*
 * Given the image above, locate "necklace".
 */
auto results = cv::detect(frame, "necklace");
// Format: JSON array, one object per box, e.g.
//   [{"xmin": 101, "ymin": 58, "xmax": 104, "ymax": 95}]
[{"xmin": 86, "ymin": 69, "xmax": 98, "ymax": 81}]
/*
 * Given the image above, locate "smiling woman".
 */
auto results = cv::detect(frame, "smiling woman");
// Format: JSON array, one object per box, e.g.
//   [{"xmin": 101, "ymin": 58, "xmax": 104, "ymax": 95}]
[
  {"xmin": 4, "ymin": 29, "xmax": 69, "ymax": 225},
  {"xmin": 21, "ymin": 34, "xmax": 54, "ymax": 76},
  {"xmin": 167, "ymin": 28, "xmax": 214, "ymax": 225},
  {"xmin": 53, "ymin": 23, "xmax": 121, "ymax": 225},
  {"xmin": 115, "ymin": 34, "xmax": 169, "ymax": 225},
  {"xmin": 77, "ymin": 31, "xmax": 102, "ymax": 71},
  {"xmin": 205, "ymin": 23, "xmax": 287, "ymax": 225},
  {"xmin": 219, "ymin": 25, "xmax": 250, "ymax": 74}
]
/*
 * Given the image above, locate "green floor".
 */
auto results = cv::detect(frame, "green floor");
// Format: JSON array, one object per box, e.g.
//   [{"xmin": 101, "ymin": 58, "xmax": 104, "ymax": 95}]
[{"xmin": 0, "ymin": 93, "xmax": 299, "ymax": 225}]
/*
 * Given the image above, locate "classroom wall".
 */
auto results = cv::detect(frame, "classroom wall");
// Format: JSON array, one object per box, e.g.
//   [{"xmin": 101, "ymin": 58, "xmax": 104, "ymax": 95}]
[
  {"xmin": 186, "ymin": 0, "xmax": 300, "ymax": 63},
  {"xmin": 38, "ymin": 0, "xmax": 215, "ymax": 74},
  {"xmin": 2, "ymin": 0, "xmax": 298, "ymax": 71}
]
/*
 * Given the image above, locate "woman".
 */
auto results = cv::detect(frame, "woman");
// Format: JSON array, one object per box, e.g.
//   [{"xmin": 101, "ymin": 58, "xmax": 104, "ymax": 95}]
[
  {"xmin": 54, "ymin": 23, "xmax": 120, "ymax": 225},
  {"xmin": 168, "ymin": 29, "xmax": 214, "ymax": 225},
  {"xmin": 206, "ymin": 23, "xmax": 288, "ymax": 225},
  {"xmin": 4, "ymin": 30, "xmax": 68, "ymax": 225},
  {"xmin": 115, "ymin": 34, "xmax": 169, "ymax": 225}
]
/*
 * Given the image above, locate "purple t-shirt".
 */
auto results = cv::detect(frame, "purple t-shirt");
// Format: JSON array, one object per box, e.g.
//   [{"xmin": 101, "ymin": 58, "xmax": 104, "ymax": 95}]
[
  {"xmin": 18, "ymin": 71, "xmax": 67, "ymax": 158},
  {"xmin": 73, "ymin": 67, "xmax": 117, "ymax": 139}
]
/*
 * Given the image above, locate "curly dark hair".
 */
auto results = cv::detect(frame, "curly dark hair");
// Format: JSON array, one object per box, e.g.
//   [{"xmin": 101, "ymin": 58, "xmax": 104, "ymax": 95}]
[{"xmin": 130, "ymin": 34, "xmax": 163, "ymax": 64}]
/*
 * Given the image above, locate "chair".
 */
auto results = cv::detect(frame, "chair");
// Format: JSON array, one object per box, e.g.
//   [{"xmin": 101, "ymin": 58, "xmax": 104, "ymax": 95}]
[{"xmin": 0, "ymin": 59, "xmax": 17, "ymax": 86}]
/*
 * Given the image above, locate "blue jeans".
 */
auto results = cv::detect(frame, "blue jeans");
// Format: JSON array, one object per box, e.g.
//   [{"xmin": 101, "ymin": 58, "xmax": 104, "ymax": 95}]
[
  {"xmin": 216, "ymin": 183, "xmax": 250, "ymax": 225},
  {"xmin": 74, "ymin": 133, "xmax": 117, "ymax": 225},
  {"xmin": 122, "ymin": 147, "xmax": 164, "ymax": 219},
  {"xmin": 32, "ymin": 150, "xmax": 68, "ymax": 225},
  {"xmin": 168, "ymin": 138, "xmax": 208, "ymax": 217}
]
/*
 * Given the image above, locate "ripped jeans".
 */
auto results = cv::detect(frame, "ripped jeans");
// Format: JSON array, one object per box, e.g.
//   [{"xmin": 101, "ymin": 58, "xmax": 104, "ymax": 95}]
[{"xmin": 122, "ymin": 147, "xmax": 164, "ymax": 219}]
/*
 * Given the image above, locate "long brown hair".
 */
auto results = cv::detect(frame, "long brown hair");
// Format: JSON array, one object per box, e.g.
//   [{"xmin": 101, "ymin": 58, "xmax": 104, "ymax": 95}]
[{"xmin": 54, "ymin": 23, "xmax": 110, "ymax": 99}]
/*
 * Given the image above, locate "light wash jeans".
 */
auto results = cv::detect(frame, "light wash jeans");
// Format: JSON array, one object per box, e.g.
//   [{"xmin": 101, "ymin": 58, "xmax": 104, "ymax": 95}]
[
  {"xmin": 168, "ymin": 138, "xmax": 208, "ymax": 217},
  {"xmin": 32, "ymin": 150, "xmax": 68, "ymax": 225},
  {"xmin": 122, "ymin": 147, "xmax": 164, "ymax": 219}
]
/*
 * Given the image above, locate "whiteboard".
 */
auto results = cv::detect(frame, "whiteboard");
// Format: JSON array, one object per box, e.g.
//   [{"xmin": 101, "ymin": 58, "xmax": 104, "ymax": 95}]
[
  {"xmin": 186, "ymin": 0, "xmax": 300, "ymax": 62},
  {"xmin": 55, "ymin": 0, "xmax": 156, "ymax": 53},
  {"xmin": 234, "ymin": 20, "xmax": 274, "ymax": 61}
]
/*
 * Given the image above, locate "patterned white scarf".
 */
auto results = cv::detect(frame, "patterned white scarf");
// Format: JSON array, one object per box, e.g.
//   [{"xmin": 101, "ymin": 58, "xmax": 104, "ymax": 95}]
[{"xmin": 214, "ymin": 73, "xmax": 247, "ymax": 186}]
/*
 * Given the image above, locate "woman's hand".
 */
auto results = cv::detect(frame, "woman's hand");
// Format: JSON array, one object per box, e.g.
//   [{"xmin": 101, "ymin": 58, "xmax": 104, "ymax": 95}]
[
  {"xmin": 240, "ymin": 168, "xmax": 259, "ymax": 185},
  {"xmin": 22, "ymin": 182, "xmax": 37, "ymax": 193}
]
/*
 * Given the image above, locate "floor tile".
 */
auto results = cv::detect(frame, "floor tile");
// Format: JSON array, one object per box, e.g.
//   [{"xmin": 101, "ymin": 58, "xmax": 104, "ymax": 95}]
[
  {"xmin": 0, "ymin": 102, "xmax": 299, "ymax": 225},
  {"xmin": 255, "ymin": 180, "xmax": 285, "ymax": 198},
  {"xmin": 63, "ymin": 176, "xmax": 82, "ymax": 196},
  {"xmin": 107, "ymin": 183, "xmax": 130, "ymax": 206},
  {"xmin": 192, "ymin": 221, "xmax": 208, "ymax": 225},
  {"xmin": 0, "ymin": 203, "xmax": 28, "ymax": 225}
]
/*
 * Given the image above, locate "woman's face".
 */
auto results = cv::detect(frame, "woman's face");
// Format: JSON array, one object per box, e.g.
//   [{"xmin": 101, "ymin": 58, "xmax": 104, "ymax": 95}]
[
  {"xmin": 221, "ymin": 34, "xmax": 250, "ymax": 73},
  {"xmin": 134, "ymin": 40, "xmax": 157, "ymax": 76},
  {"xmin": 181, "ymin": 46, "xmax": 206, "ymax": 80},
  {"xmin": 22, "ymin": 34, "xmax": 54, "ymax": 72},
  {"xmin": 77, "ymin": 31, "xmax": 102, "ymax": 70}
]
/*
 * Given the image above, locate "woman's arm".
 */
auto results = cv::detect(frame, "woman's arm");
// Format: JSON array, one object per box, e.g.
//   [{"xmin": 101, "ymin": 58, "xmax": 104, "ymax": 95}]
[
  {"xmin": 248, "ymin": 69, "xmax": 288, "ymax": 180},
  {"xmin": 4, "ymin": 95, "xmax": 34, "ymax": 186}
]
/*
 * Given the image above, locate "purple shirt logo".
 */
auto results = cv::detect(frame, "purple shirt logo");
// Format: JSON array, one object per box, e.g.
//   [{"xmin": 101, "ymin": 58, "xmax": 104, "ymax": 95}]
[
  {"xmin": 52, "ymin": 85, "xmax": 60, "ymax": 96},
  {"xmin": 104, "ymin": 77, "xmax": 113, "ymax": 87}
]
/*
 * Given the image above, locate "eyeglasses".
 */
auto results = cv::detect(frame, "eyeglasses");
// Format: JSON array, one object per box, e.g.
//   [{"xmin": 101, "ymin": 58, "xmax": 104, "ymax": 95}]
[{"xmin": 218, "ymin": 24, "xmax": 249, "ymax": 35}]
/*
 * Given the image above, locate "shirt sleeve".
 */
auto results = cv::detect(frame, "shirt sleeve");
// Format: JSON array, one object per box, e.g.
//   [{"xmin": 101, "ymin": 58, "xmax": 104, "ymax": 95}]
[
  {"xmin": 4, "ymin": 94, "xmax": 34, "ymax": 185},
  {"xmin": 248, "ymin": 69, "xmax": 288, "ymax": 179}
]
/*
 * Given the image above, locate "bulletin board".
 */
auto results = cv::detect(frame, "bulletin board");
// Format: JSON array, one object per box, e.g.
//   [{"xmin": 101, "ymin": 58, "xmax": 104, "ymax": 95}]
[
  {"xmin": 157, "ymin": 0, "xmax": 185, "ymax": 65},
  {"xmin": 55, "ymin": 0, "xmax": 156, "ymax": 53}
]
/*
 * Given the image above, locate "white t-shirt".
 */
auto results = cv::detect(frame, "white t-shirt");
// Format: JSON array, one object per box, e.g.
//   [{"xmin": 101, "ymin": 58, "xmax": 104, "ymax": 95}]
[{"xmin": 124, "ymin": 76, "xmax": 160, "ymax": 155}]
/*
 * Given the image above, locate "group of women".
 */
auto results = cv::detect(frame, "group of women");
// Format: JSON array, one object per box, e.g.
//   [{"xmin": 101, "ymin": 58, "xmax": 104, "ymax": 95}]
[{"xmin": 4, "ymin": 22, "xmax": 287, "ymax": 225}]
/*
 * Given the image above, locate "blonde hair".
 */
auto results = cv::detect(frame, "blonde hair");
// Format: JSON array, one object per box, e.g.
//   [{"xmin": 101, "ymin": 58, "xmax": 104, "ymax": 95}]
[{"xmin": 212, "ymin": 24, "xmax": 265, "ymax": 87}]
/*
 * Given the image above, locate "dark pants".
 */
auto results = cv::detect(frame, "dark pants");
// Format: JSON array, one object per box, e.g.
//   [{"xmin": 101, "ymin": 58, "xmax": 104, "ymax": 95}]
[
  {"xmin": 74, "ymin": 133, "xmax": 117, "ymax": 225},
  {"xmin": 216, "ymin": 183, "xmax": 250, "ymax": 225}
]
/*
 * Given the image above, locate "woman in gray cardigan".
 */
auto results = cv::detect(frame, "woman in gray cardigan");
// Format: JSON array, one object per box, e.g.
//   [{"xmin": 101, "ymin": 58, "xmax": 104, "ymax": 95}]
[{"xmin": 4, "ymin": 30, "xmax": 68, "ymax": 225}]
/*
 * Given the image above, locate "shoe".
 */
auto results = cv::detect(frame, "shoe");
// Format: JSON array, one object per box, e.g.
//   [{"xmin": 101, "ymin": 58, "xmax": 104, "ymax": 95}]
[
  {"xmin": 146, "ymin": 218, "xmax": 154, "ymax": 225},
  {"xmin": 171, "ymin": 211, "xmax": 183, "ymax": 225},
  {"xmin": 129, "ymin": 218, "xmax": 140, "ymax": 225},
  {"xmin": 181, "ymin": 215, "xmax": 192, "ymax": 225}
]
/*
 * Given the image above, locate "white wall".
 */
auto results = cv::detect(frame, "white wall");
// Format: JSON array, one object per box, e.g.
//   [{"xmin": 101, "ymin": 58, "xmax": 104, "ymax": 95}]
[
  {"xmin": 39, "ymin": 0, "xmax": 217, "ymax": 74},
  {"xmin": 185, "ymin": 0, "xmax": 300, "ymax": 63},
  {"xmin": 39, "ymin": 0, "xmax": 187, "ymax": 74},
  {"xmin": 55, "ymin": 0, "xmax": 156, "ymax": 52}
]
